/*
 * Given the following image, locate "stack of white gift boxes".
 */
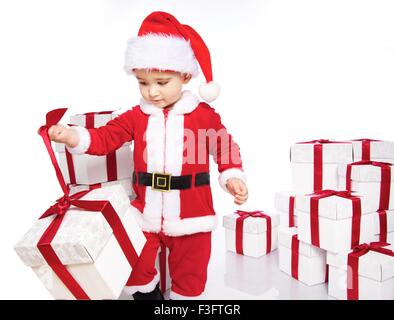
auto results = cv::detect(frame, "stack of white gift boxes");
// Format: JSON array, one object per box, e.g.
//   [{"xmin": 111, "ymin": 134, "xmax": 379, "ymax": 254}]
[
  {"xmin": 275, "ymin": 139, "xmax": 394, "ymax": 300},
  {"xmin": 55, "ymin": 111, "xmax": 135, "ymax": 199},
  {"xmin": 14, "ymin": 109, "xmax": 147, "ymax": 300}
]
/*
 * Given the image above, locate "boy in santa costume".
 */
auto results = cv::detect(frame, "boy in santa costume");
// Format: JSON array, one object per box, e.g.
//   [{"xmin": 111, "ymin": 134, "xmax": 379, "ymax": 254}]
[{"xmin": 47, "ymin": 11, "xmax": 248, "ymax": 300}]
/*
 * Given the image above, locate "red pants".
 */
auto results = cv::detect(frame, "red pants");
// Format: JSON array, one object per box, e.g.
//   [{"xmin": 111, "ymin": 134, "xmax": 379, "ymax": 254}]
[{"xmin": 125, "ymin": 231, "xmax": 211, "ymax": 299}]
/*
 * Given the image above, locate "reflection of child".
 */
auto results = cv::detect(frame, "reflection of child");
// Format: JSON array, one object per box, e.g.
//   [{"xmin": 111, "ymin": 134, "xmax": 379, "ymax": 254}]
[{"xmin": 47, "ymin": 11, "xmax": 248, "ymax": 300}]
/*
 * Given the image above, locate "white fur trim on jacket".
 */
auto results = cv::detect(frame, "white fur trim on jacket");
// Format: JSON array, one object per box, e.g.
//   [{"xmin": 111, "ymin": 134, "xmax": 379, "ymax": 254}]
[
  {"xmin": 66, "ymin": 126, "xmax": 91, "ymax": 155},
  {"xmin": 124, "ymin": 34, "xmax": 199, "ymax": 77},
  {"xmin": 122, "ymin": 272, "xmax": 160, "ymax": 295},
  {"xmin": 170, "ymin": 290, "xmax": 203, "ymax": 300},
  {"xmin": 218, "ymin": 168, "xmax": 247, "ymax": 194},
  {"xmin": 163, "ymin": 215, "xmax": 218, "ymax": 236}
]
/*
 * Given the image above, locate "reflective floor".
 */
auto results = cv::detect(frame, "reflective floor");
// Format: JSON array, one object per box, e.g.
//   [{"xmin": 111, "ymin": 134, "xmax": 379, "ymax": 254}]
[{"xmin": 120, "ymin": 224, "xmax": 331, "ymax": 300}]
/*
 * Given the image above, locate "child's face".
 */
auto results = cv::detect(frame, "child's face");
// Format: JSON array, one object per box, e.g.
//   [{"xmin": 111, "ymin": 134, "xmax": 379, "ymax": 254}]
[{"xmin": 135, "ymin": 69, "xmax": 191, "ymax": 108}]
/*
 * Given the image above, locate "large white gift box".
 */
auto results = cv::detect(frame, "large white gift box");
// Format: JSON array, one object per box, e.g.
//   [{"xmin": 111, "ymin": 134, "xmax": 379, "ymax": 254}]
[
  {"xmin": 296, "ymin": 191, "xmax": 376, "ymax": 253},
  {"xmin": 69, "ymin": 178, "xmax": 135, "ymax": 199},
  {"xmin": 350, "ymin": 139, "xmax": 394, "ymax": 163},
  {"xmin": 14, "ymin": 185, "xmax": 146, "ymax": 300},
  {"xmin": 223, "ymin": 211, "xmax": 279, "ymax": 258},
  {"xmin": 55, "ymin": 143, "xmax": 133, "ymax": 185},
  {"xmin": 290, "ymin": 141, "xmax": 353, "ymax": 193},
  {"xmin": 278, "ymin": 226, "xmax": 327, "ymax": 286},
  {"xmin": 327, "ymin": 243, "xmax": 394, "ymax": 300},
  {"xmin": 338, "ymin": 162, "xmax": 394, "ymax": 211},
  {"xmin": 275, "ymin": 191, "xmax": 297, "ymax": 227}
]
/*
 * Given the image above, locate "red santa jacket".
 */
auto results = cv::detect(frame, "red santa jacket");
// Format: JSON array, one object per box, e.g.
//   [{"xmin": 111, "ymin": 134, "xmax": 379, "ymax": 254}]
[{"xmin": 68, "ymin": 91, "xmax": 246, "ymax": 236}]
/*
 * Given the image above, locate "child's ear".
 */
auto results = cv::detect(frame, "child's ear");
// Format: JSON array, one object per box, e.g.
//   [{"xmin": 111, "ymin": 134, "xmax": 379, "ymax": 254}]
[{"xmin": 182, "ymin": 74, "xmax": 192, "ymax": 84}]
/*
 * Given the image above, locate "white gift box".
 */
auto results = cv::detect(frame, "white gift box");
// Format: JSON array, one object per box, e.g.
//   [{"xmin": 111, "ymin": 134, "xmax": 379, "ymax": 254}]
[
  {"xmin": 327, "ymin": 244, "xmax": 394, "ymax": 300},
  {"xmin": 290, "ymin": 141, "xmax": 353, "ymax": 193},
  {"xmin": 55, "ymin": 143, "xmax": 133, "ymax": 185},
  {"xmin": 374, "ymin": 232, "xmax": 394, "ymax": 244},
  {"xmin": 350, "ymin": 139, "xmax": 394, "ymax": 163},
  {"xmin": 156, "ymin": 245, "xmax": 171, "ymax": 293},
  {"xmin": 69, "ymin": 178, "xmax": 135, "ymax": 199},
  {"xmin": 278, "ymin": 226, "xmax": 327, "ymax": 286},
  {"xmin": 274, "ymin": 191, "xmax": 298, "ymax": 227},
  {"xmin": 14, "ymin": 185, "xmax": 146, "ymax": 300},
  {"xmin": 296, "ymin": 193, "xmax": 376, "ymax": 253},
  {"xmin": 69, "ymin": 112, "xmax": 119, "ymax": 128},
  {"xmin": 372, "ymin": 210, "xmax": 394, "ymax": 241},
  {"xmin": 223, "ymin": 212, "xmax": 279, "ymax": 258},
  {"xmin": 338, "ymin": 163, "xmax": 394, "ymax": 211}
]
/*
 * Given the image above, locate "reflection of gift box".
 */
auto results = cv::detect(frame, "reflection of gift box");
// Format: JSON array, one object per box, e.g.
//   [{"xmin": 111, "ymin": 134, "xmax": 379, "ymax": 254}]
[
  {"xmin": 55, "ymin": 143, "xmax": 133, "ymax": 185},
  {"xmin": 290, "ymin": 140, "xmax": 353, "ymax": 193},
  {"xmin": 350, "ymin": 139, "xmax": 394, "ymax": 163},
  {"xmin": 338, "ymin": 162, "xmax": 394, "ymax": 211},
  {"xmin": 223, "ymin": 210, "xmax": 279, "ymax": 258},
  {"xmin": 278, "ymin": 226, "xmax": 327, "ymax": 286},
  {"xmin": 275, "ymin": 191, "xmax": 297, "ymax": 227},
  {"xmin": 327, "ymin": 243, "xmax": 394, "ymax": 300},
  {"xmin": 69, "ymin": 178, "xmax": 135, "ymax": 199},
  {"xmin": 296, "ymin": 191, "xmax": 375, "ymax": 253},
  {"xmin": 156, "ymin": 244, "xmax": 171, "ymax": 293},
  {"xmin": 372, "ymin": 210, "xmax": 394, "ymax": 243},
  {"xmin": 14, "ymin": 185, "xmax": 146, "ymax": 300}
]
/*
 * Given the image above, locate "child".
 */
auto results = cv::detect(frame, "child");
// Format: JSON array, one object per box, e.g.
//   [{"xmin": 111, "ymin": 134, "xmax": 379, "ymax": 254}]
[{"xmin": 47, "ymin": 11, "xmax": 248, "ymax": 300}]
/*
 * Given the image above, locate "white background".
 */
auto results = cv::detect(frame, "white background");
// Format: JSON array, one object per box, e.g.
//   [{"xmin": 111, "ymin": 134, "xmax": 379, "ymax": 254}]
[{"xmin": 1, "ymin": 0, "xmax": 393, "ymax": 299}]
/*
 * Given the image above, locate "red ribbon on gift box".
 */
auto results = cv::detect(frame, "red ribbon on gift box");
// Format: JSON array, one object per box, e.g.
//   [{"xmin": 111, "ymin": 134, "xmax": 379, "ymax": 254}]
[
  {"xmin": 235, "ymin": 210, "xmax": 272, "ymax": 255},
  {"xmin": 351, "ymin": 139, "xmax": 381, "ymax": 161},
  {"xmin": 347, "ymin": 241, "xmax": 394, "ymax": 300},
  {"xmin": 289, "ymin": 196, "xmax": 295, "ymax": 227},
  {"xmin": 65, "ymin": 111, "xmax": 118, "ymax": 184},
  {"xmin": 291, "ymin": 234, "xmax": 299, "ymax": 280},
  {"xmin": 309, "ymin": 190, "xmax": 361, "ymax": 249},
  {"xmin": 297, "ymin": 140, "xmax": 350, "ymax": 192},
  {"xmin": 346, "ymin": 161, "xmax": 392, "ymax": 210},
  {"xmin": 37, "ymin": 108, "xmax": 139, "ymax": 300},
  {"xmin": 378, "ymin": 210, "xmax": 388, "ymax": 243}
]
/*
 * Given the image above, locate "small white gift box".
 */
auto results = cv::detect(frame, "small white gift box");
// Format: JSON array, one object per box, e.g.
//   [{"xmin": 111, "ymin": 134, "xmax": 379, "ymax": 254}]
[
  {"xmin": 55, "ymin": 143, "xmax": 133, "ymax": 185},
  {"xmin": 274, "ymin": 191, "xmax": 297, "ymax": 227},
  {"xmin": 296, "ymin": 191, "xmax": 376, "ymax": 253},
  {"xmin": 278, "ymin": 226, "xmax": 327, "ymax": 286},
  {"xmin": 290, "ymin": 140, "xmax": 353, "ymax": 193},
  {"xmin": 327, "ymin": 243, "xmax": 394, "ymax": 300},
  {"xmin": 350, "ymin": 139, "xmax": 394, "ymax": 163},
  {"xmin": 14, "ymin": 185, "xmax": 146, "ymax": 300},
  {"xmin": 338, "ymin": 162, "xmax": 394, "ymax": 211},
  {"xmin": 223, "ymin": 211, "xmax": 279, "ymax": 258}
]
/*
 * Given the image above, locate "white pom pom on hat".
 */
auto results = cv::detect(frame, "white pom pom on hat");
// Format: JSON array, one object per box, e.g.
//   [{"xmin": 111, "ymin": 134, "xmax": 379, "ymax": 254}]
[{"xmin": 124, "ymin": 11, "xmax": 220, "ymax": 102}]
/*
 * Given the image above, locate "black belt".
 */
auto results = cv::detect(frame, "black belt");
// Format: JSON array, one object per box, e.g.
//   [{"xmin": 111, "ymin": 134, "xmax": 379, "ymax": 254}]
[{"xmin": 133, "ymin": 171, "xmax": 210, "ymax": 191}]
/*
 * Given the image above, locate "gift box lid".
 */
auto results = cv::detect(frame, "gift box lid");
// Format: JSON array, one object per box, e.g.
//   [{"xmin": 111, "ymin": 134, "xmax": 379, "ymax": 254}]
[
  {"xmin": 274, "ymin": 191, "xmax": 296, "ymax": 213},
  {"xmin": 222, "ymin": 212, "xmax": 279, "ymax": 234},
  {"xmin": 338, "ymin": 162, "xmax": 394, "ymax": 182},
  {"xmin": 350, "ymin": 140, "xmax": 394, "ymax": 161},
  {"xmin": 290, "ymin": 142, "xmax": 353, "ymax": 164},
  {"xmin": 295, "ymin": 192, "xmax": 376, "ymax": 220},
  {"xmin": 14, "ymin": 184, "xmax": 133, "ymax": 268},
  {"xmin": 70, "ymin": 112, "xmax": 119, "ymax": 128},
  {"xmin": 278, "ymin": 226, "xmax": 325, "ymax": 258},
  {"xmin": 327, "ymin": 244, "xmax": 394, "ymax": 282}
]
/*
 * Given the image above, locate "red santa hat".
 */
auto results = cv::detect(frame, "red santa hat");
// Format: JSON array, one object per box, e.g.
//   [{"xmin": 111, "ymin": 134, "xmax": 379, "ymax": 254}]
[{"xmin": 124, "ymin": 11, "xmax": 220, "ymax": 102}]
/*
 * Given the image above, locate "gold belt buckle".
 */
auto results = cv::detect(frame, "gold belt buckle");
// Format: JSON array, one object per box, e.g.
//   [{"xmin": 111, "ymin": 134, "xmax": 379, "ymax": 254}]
[{"xmin": 152, "ymin": 172, "xmax": 171, "ymax": 192}]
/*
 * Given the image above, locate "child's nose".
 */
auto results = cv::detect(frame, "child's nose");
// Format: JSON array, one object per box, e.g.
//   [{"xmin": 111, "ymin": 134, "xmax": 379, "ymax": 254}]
[{"xmin": 149, "ymin": 86, "xmax": 159, "ymax": 97}]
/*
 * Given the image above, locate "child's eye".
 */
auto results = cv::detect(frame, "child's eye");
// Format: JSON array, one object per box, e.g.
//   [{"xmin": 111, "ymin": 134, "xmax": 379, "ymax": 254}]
[
  {"xmin": 139, "ymin": 82, "xmax": 147, "ymax": 86},
  {"xmin": 158, "ymin": 81, "xmax": 169, "ymax": 86}
]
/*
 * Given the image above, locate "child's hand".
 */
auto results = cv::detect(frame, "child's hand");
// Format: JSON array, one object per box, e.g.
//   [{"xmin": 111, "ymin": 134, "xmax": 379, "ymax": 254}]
[
  {"xmin": 226, "ymin": 178, "xmax": 248, "ymax": 205},
  {"xmin": 45, "ymin": 124, "xmax": 79, "ymax": 148}
]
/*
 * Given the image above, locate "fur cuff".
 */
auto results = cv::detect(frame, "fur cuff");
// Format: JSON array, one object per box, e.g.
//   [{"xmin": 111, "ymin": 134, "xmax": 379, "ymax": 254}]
[
  {"xmin": 163, "ymin": 215, "xmax": 217, "ymax": 236},
  {"xmin": 218, "ymin": 168, "xmax": 247, "ymax": 194},
  {"xmin": 123, "ymin": 272, "xmax": 160, "ymax": 295},
  {"xmin": 65, "ymin": 126, "xmax": 91, "ymax": 154}
]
